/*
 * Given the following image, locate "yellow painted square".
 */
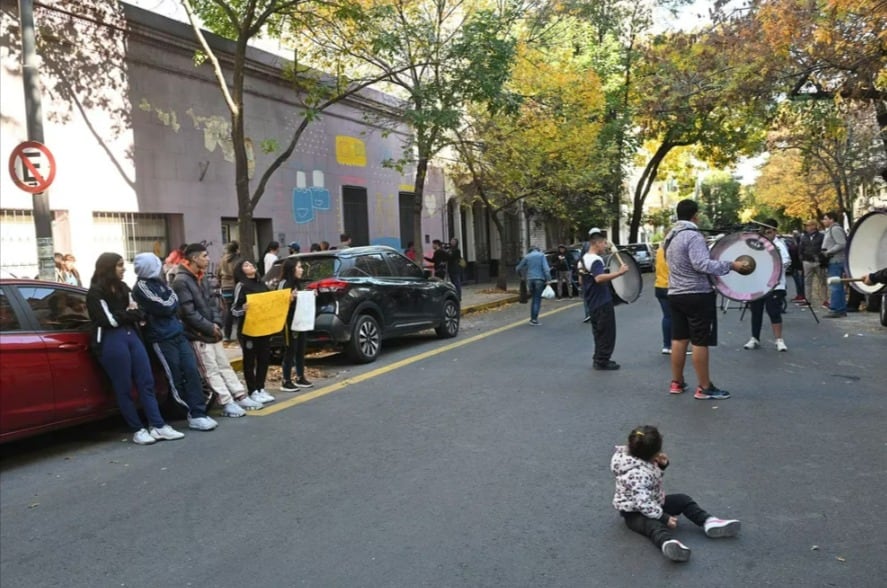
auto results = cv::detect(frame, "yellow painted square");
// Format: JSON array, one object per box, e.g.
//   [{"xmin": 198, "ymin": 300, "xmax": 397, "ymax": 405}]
[{"xmin": 336, "ymin": 136, "xmax": 367, "ymax": 167}]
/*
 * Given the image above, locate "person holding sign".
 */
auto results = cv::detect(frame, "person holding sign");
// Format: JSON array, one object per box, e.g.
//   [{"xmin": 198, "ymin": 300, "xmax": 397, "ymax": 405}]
[
  {"xmin": 278, "ymin": 257, "xmax": 316, "ymax": 391},
  {"xmin": 231, "ymin": 260, "xmax": 276, "ymax": 405}
]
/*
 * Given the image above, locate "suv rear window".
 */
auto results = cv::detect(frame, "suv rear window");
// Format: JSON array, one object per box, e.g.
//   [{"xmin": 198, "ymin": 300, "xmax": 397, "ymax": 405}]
[{"xmin": 624, "ymin": 245, "xmax": 650, "ymax": 255}]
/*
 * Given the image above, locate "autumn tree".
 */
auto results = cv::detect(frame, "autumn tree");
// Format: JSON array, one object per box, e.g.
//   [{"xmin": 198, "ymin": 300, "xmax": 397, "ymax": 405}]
[
  {"xmin": 714, "ymin": 0, "xmax": 887, "ymax": 180},
  {"xmin": 759, "ymin": 99, "xmax": 884, "ymax": 223},
  {"xmin": 451, "ymin": 36, "xmax": 607, "ymax": 288},
  {"xmin": 752, "ymin": 149, "xmax": 837, "ymax": 221},
  {"xmin": 626, "ymin": 28, "xmax": 773, "ymax": 242}
]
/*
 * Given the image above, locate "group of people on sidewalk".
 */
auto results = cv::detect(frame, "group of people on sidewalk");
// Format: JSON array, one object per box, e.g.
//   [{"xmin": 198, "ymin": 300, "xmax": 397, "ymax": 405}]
[{"xmin": 85, "ymin": 242, "xmax": 316, "ymax": 446}]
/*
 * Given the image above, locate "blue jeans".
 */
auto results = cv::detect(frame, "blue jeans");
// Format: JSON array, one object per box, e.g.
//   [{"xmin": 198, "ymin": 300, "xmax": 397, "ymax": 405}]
[
  {"xmin": 98, "ymin": 327, "xmax": 165, "ymax": 431},
  {"xmin": 655, "ymin": 287, "xmax": 671, "ymax": 349},
  {"xmin": 528, "ymin": 279, "xmax": 545, "ymax": 321},
  {"xmin": 153, "ymin": 334, "xmax": 207, "ymax": 419},
  {"xmin": 792, "ymin": 269, "xmax": 804, "ymax": 299},
  {"xmin": 827, "ymin": 261, "xmax": 846, "ymax": 312}
]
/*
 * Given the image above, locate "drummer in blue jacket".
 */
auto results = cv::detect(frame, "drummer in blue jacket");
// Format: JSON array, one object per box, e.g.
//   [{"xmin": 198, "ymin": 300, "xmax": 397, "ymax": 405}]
[
  {"xmin": 579, "ymin": 229, "xmax": 628, "ymax": 370},
  {"xmin": 133, "ymin": 252, "xmax": 217, "ymax": 431}
]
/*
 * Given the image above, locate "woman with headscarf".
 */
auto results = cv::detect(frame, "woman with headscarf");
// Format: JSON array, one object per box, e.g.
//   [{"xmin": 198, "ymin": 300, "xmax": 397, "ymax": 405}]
[
  {"xmin": 86, "ymin": 252, "xmax": 184, "ymax": 445},
  {"xmin": 231, "ymin": 259, "xmax": 276, "ymax": 405}
]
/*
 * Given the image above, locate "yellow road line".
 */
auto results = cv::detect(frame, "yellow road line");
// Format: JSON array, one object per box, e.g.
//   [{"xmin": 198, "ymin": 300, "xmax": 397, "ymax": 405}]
[{"xmin": 252, "ymin": 302, "xmax": 581, "ymax": 416}]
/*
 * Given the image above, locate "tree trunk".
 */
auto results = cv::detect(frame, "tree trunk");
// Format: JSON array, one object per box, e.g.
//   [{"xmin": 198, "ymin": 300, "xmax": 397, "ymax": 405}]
[
  {"xmin": 413, "ymin": 156, "xmax": 430, "ymax": 266},
  {"xmin": 629, "ymin": 141, "xmax": 677, "ymax": 242},
  {"xmin": 231, "ymin": 40, "xmax": 255, "ymax": 260},
  {"xmin": 486, "ymin": 209, "xmax": 507, "ymax": 291}
]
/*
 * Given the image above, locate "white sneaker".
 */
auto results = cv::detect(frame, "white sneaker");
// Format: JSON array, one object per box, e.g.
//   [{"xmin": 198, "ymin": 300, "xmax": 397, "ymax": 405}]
[
  {"xmin": 661, "ymin": 539, "xmax": 691, "ymax": 562},
  {"xmin": 149, "ymin": 425, "xmax": 185, "ymax": 441},
  {"xmin": 251, "ymin": 389, "xmax": 275, "ymax": 404},
  {"xmin": 776, "ymin": 339, "xmax": 788, "ymax": 352},
  {"xmin": 661, "ymin": 347, "xmax": 671, "ymax": 355},
  {"xmin": 132, "ymin": 428, "xmax": 156, "ymax": 445},
  {"xmin": 237, "ymin": 396, "xmax": 263, "ymax": 411},
  {"xmin": 704, "ymin": 517, "xmax": 741, "ymax": 538},
  {"xmin": 188, "ymin": 416, "xmax": 218, "ymax": 431},
  {"xmin": 743, "ymin": 337, "xmax": 760, "ymax": 350},
  {"xmin": 221, "ymin": 402, "xmax": 246, "ymax": 418}
]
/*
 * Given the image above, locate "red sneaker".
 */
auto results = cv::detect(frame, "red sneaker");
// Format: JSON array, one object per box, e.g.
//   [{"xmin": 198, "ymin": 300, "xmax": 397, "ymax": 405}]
[{"xmin": 669, "ymin": 380, "xmax": 687, "ymax": 395}]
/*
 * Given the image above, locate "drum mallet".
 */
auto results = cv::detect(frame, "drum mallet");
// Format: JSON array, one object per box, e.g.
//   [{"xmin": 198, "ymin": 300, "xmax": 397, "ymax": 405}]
[{"xmin": 827, "ymin": 276, "xmax": 866, "ymax": 285}]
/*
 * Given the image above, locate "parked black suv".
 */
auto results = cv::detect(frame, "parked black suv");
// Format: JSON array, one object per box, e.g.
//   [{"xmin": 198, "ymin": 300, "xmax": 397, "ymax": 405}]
[{"xmin": 264, "ymin": 246, "xmax": 460, "ymax": 363}]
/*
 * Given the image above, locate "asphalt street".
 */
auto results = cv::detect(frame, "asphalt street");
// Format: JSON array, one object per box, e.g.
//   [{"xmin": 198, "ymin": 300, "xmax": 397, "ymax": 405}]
[{"xmin": 1, "ymin": 274, "xmax": 885, "ymax": 587}]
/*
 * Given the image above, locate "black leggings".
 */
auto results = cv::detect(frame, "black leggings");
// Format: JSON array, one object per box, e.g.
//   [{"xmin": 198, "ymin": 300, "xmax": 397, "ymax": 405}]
[
  {"xmin": 620, "ymin": 493, "xmax": 711, "ymax": 548},
  {"xmin": 239, "ymin": 334, "xmax": 270, "ymax": 393},
  {"xmin": 749, "ymin": 289, "xmax": 785, "ymax": 339}
]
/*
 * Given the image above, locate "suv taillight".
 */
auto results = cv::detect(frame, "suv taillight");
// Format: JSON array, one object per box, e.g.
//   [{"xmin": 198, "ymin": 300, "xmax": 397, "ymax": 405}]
[{"xmin": 307, "ymin": 278, "xmax": 349, "ymax": 293}]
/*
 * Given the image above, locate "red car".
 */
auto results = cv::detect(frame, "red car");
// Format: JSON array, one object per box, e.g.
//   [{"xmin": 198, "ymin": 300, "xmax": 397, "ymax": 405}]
[{"xmin": 0, "ymin": 279, "xmax": 168, "ymax": 444}]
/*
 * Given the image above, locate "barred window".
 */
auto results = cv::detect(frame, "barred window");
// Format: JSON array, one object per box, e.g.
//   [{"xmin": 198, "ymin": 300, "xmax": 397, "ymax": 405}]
[{"xmin": 92, "ymin": 212, "xmax": 168, "ymax": 262}]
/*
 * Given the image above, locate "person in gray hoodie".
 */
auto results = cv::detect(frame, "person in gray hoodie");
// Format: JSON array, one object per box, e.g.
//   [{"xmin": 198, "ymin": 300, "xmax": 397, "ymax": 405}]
[
  {"xmin": 133, "ymin": 253, "xmax": 217, "ymax": 431},
  {"xmin": 821, "ymin": 211, "xmax": 848, "ymax": 317}
]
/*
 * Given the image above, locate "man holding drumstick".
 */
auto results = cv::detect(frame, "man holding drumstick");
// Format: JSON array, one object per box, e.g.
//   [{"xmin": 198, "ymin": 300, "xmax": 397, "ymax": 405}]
[{"xmin": 664, "ymin": 199, "xmax": 752, "ymax": 399}]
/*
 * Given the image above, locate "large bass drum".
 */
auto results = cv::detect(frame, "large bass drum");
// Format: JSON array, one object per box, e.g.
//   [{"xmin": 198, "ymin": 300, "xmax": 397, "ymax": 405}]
[
  {"xmin": 605, "ymin": 251, "xmax": 642, "ymax": 304},
  {"xmin": 709, "ymin": 231, "xmax": 782, "ymax": 302},
  {"xmin": 846, "ymin": 210, "xmax": 887, "ymax": 296}
]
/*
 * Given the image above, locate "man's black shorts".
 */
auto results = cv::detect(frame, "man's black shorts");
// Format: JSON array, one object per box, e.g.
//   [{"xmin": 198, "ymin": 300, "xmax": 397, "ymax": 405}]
[{"xmin": 668, "ymin": 292, "xmax": 718, "ymax": 346}]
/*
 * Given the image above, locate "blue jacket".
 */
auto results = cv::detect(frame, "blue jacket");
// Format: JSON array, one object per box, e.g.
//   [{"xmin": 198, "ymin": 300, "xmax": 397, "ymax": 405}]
[
  {"xmin": 515, "ymin": 249, "xmax": 551, "ymax": 281},
  {"xmin": 132, "ymin": 252, "xmax": 185, "ymax": 343}
]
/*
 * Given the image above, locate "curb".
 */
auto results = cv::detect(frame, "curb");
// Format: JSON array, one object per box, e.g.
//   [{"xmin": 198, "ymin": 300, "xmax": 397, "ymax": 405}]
[{"xmin": 227, "ymin": 295, "xmax": 521, "ymax": 372}]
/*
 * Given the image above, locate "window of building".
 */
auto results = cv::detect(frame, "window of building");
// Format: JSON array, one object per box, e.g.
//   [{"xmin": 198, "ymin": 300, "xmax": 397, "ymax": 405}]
[{"xmin": 92, "ymin": 212, "xmax": 168, "ymax": 262}]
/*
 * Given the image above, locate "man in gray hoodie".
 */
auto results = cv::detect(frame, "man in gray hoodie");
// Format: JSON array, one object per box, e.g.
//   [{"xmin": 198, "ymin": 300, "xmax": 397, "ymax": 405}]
[
  {"xmin": 664, "ymin": 199, "xmax": 751, "ymax": 400},
  {"xmin": 821, "ymin": 211, "xmax": 848, "ymax": 317}
]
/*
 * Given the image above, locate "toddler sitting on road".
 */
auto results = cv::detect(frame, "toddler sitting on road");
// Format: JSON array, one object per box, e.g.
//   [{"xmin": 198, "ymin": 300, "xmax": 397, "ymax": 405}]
[{"xmin": 610, "ymin": 425, "xmax": 740, "ymax": 562}]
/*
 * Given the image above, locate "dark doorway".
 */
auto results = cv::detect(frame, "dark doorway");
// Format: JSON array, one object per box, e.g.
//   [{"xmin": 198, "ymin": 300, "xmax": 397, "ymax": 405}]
[
  {"xmin": 399, "ymin": 192, "xmax": 415, "ymax": 248},
  {"xmin": 342, "ymin": 186, "xmax": 369, "ymax": 246}
]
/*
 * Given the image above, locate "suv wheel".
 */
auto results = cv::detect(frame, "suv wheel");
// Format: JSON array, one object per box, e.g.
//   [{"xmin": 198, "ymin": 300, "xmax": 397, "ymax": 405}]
[
  {"xmin": 348, "ymin": 314, "xmax": 381, "ymax": 363},
  {"xmin": 435, "ymin": 299, "xmax": 460, "ymax": 338}
]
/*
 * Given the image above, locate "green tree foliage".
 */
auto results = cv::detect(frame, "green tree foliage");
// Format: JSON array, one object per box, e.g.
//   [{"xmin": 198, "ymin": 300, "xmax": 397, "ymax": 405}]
[
  {"xmin": 299, "ymin": 0, "xmax": 520, "ymax": 260},
  {"xmin": 626, "ymin": 27, "xmax": 773, "ymax": 242},
  {"xmin": 697, "ymin": 171, "xmax": 742, "ymax": 229}
]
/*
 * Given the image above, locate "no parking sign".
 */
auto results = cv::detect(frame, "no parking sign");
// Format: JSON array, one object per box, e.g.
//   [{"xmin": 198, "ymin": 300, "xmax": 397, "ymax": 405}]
[{"xmin": 8, "ymin": 141, "xmax": 56, "ymax": 194}]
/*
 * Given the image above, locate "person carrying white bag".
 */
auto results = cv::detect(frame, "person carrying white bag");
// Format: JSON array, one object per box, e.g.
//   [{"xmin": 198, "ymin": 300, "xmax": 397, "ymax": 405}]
[{"xmin": 279, "ymin": 257, "xmax": 316, "ymax": 390}]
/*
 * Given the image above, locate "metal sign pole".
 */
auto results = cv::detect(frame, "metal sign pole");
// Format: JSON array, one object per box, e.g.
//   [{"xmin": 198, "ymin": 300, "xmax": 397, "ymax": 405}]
[{"xmin": 18, "ymin": 0, "xmax": 54, "ymax": 280}]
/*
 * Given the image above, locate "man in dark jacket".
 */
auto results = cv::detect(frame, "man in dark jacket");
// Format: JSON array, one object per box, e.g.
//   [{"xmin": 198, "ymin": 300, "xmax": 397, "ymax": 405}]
[
  {"xmin": 133, "ymin": 252, "xmax": 216, "ymax": 431},
  {"xmin": 172, "ymin": 243, "xmax": 262, "ymax": 417},
  {"xmin": 799, "ymin": 219, "xmax": 826, "ymax": 308}
]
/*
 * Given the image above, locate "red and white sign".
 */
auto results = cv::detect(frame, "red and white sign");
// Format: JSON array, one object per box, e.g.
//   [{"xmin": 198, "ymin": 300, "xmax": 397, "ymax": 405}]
[{"xmin": 8, "ymin": 141, "xmax": 56, "ymax": 194}]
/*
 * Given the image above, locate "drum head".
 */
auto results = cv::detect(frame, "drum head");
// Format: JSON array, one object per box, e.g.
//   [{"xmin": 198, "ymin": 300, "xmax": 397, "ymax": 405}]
[
  {"xmin": 605, "ymin": 251, "xmax": 642, "ymax": 304},
  {"xmin": 709, "ymin": 232, "xmax": 782, "ymax": 301},
  {"xmin": 847, "ymin": 210, "xmax": 887, "ymax": 295}
]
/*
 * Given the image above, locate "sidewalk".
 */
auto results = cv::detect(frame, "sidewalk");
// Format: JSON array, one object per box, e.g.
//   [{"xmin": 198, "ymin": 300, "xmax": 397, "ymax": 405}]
[{"xmin": 224, "ymin": 280, "xmax": 522, "ymax": 370}]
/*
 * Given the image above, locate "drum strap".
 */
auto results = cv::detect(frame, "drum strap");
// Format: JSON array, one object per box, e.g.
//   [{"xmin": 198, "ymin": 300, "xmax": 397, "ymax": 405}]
[{"xmin": 663, "ymin": 228, "xmax": 701, "ymax": 260}]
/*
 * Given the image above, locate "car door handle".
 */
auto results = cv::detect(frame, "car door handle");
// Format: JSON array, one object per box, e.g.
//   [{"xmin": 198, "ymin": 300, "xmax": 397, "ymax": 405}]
[{"xmin": 58, "ymin": 343, "xmax": 87, "ymax": 351}]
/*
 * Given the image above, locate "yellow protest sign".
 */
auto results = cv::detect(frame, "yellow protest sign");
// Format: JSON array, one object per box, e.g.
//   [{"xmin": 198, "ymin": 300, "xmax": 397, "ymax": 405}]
[{"xmin": 240, "ymin": 288, "xmax": 291, "ymax": 337}]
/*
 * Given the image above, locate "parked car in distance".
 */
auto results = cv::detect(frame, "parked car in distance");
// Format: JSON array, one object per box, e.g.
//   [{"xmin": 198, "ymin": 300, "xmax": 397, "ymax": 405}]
[
  {"xmin": 0, "ymin": 279, "xmax": 170, "ymax": 444},
  {"xmin": 263, "ymin": 246, "xmax": 461, "ymax": 363},
  {"xmin": 620, "ymin": 243, "xmax": 654, "ymax": 272}
]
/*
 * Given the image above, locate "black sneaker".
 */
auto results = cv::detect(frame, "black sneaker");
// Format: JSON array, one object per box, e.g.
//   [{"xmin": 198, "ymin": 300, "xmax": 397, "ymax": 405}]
[
  {"xmin": 295, "ymin": 377, "xmax": 314, "ymax": 388},
  {"xmin": 280, "ymin": 380, "xmax": 298, "ymax": 392},
  {"xmin": 593, "ymin": 361, "xmax": 620, "ymax": 371}
]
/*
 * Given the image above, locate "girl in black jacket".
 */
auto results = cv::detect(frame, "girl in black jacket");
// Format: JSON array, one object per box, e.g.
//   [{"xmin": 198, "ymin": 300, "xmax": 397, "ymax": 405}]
[
  {"xmin": 232, "ymin": 260, "xmax": 275, "ymax": 405},
  {"xmin": 86, "ymin": 252, "xmax": 183, "ymax": 445}
]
